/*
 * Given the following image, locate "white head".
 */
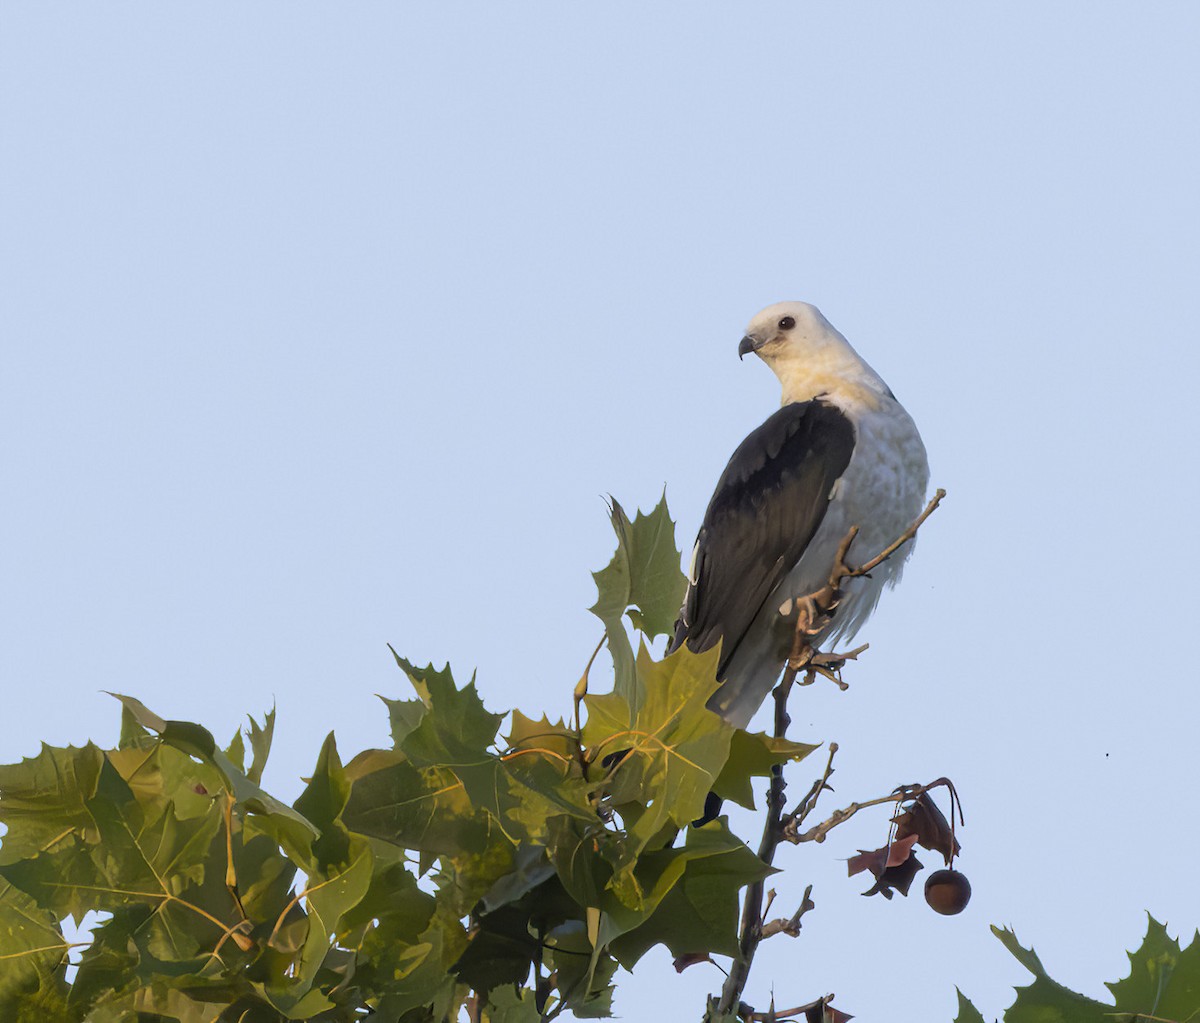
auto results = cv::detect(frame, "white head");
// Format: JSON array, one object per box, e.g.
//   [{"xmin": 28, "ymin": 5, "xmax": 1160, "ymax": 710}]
[{"xmin": 739, "ymin": 300, "xmax": 890, "ymax": 405}]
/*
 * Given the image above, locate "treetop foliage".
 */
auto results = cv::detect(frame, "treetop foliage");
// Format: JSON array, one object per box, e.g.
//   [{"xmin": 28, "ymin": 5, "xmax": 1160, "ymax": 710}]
[
  {"xmin": 0, "ymin": 494, "xmax": 815, "ymax": 1022},
  {"xmin": 3, "ymin": 492, "xmax": 1191, "ymax": 1022}
]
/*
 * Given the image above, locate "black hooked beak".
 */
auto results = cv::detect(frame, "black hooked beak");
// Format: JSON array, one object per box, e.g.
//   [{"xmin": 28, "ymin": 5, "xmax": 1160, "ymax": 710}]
[{"xmin": 738, "ymin": 334, "xmax": 762, "ymax": 360}]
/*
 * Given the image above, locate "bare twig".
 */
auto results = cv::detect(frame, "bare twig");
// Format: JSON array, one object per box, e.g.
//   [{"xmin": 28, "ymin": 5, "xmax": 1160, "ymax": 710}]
[
  {"xmin": 786, "ymin": 743, "xmax": 838, "ymax": 827},
  {"xmin": 760, "ymin": 884, "xmax": 815, "ymax": 939},
  {"xmin": 746, "ymin": 993, "xmax": 841, "ymax": 1021},
  {"xmin": 785, "ymin": 792, "xmax": 912, "ymax": 844},
  {"xmin": 853, "ymin": 488, "xmax": 945, "ymax": 577},
  {"xmin": 784, "ymin": 776, "xmax": 961, "ymax": 846}
]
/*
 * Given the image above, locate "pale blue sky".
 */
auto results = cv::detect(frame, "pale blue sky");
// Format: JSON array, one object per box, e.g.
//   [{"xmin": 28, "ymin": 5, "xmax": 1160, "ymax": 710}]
[{"xmin": 3, "ymin": 4, "xmax": 1199, "ymax": 1020}]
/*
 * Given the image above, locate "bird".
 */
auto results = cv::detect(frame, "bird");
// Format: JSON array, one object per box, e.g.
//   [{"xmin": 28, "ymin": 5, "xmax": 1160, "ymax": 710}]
[{"xmin": 670, "ymin": 301, "xmax": 930, "ymax": 729}]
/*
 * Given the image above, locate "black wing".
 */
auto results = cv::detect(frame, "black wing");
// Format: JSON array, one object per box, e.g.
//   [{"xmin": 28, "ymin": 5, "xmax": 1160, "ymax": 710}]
[{"xmin": 671, "ymin": 399, "xmax": 855, "ymax": 674}]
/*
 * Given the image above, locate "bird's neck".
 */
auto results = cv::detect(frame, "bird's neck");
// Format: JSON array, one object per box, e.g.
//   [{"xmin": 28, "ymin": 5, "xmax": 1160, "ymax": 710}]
[{"xmin": 770, "ymin": 346, "xmax": 892, "ymax": 412}]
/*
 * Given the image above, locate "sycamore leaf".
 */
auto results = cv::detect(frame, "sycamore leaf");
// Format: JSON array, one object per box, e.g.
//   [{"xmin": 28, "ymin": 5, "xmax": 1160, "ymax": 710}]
[
  {"xmin": 607, "ymin": 820, "xmax": 772, "ymax": 967},
  {"xmin": 0, "ymin": 743, "xmax": 106, "ymax": 865},
  {"xmin": 590, "ymin": 495, "xmax": 688, "ymax": 702},
  {"xmin": 117, "ymin": 705, "xmax": 152, "ymax": 750},
  {"xmin": 276, "ymin": 835, "xmax": 373, "ymax": 1010},
  {"xmin": 293, "ymin": 733, "xmax": 352, "ymax": 871},
  {"xmin": 583, "ymin": 642, "xmax": 732, "ymax": 904},
  {"xmin": 436, "ymin": 834, "xmax": 521, "ymax": 922},
  {"xmin": 387, "ymin": 655, "xmax": 514, "ymax": 822},
  {"xmin": 847, "ymin": 833, "xmax": 918, "ymax": 879},
  {"xmin": 245, "ymin": 706, "xmax": 276, "ymax": 785},
  {"xmin": 953, "ymin": 989, "xmax": 990, "ymax": 1023},
  {"xmin": 713, "ymin": 731, "xmax": 819, "ymax": 810},
  {"xmin": 460, "ymin": 873, "xmax": 584, "ymax": 1002},
  {"xmin": 848, "ymin": 834, "xmax": 923, "ymax": 899},
  {"xmin": 342, "ymin": 750, "xmax": 493, "ymax": 856},
  {"xmin": 453, "ymin": 902, "xmax": 539, "ymax": 994},
  {"xmin": 105, "ymin": 740, "xmax": 222, "ymax": 822},
  {"xmin": 479, "ymin": 843, "xmax": 557, "ymax": 915},
  {"xmin": 368, "ymin": 909, "xmax": 468, "ymax": 1020},
  {"xmin": 501, "ymin": 713, "xmax": 594, "ymax": 846},
  {"xmin": 545, "ymin": 921, "xmax": 618, "ymax": 1019},
  {"xmin": 0, "ymin": 758, "xmax": 224, "ymax": 927},
  {"xmin": 484, "ymin": 985, "xmax": 545, "ymax": 1022},
  {"xmin": 108, "ymin": 694, "xmax": 317, "ymax": 846},
  {"xmin": 990, "ymin": 924, "xmax": 1113, "ymax": 1020},
  {"xmin": 862, "ymin": 854, "xmax": 922, "ymax": 900},
  {"xmin": 224, "ymin": 727, "xmax": 247, "ymax": 773},
  {"xmin": 505, "ymin": 710, "xmax": 577, "ymax": 763},
  {"xmin": 342, "ymin": 853, "xmax": 435, "ymax": 945},
  {"xmin": 390, "ymin": 655, "xmax": 503, "ymax": 753},
  {"xmin": 230, "ymin": 827, "xmax": 298, "ymax": 933},
  {"xmin": 1105, "ymin": 914, "xmax": 1200, "ymax": 1020},
  {"xmin": 381, "ymin": 694, "xmax": 428, "ymax": 749},
  {"xmin": 65, "ymin": 908, "xmax": 143, "ymax": 1018},
  {"xmin": 987, "ymin": 916, "xmax": 1200, "ymax": 1023},
  {"xmin": 0, "ymin": 882, "xmax": 69, "ymax": 1016}
]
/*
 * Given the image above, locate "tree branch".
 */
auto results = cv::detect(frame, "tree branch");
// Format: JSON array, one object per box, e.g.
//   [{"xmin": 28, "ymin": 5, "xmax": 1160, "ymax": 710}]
[{"xmin": 709, "ymin": 490, "xmax": 946, "ymax": 1020}]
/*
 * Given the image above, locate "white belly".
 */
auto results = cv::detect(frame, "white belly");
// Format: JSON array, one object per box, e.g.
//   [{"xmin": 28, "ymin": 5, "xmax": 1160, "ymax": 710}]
[
  {"xmin": 713, "ymin": 395, "xmax": 929, "ymax": 727},
  {"xmin": 787, "ymin": 397, "xmax": 930, "ymax": 645}
]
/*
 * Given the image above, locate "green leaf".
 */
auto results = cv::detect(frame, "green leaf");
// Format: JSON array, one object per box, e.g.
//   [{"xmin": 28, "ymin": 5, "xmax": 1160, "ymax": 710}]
[
  {"xmin": 342, "ymin": 853, "xmax": 435, "ymax": 945},
  {"xmin": 106, "ymin": 741, "xmax": 223, "ymax": 822},
  {"xmin": 342, "ymin": 749, "xmax": 493, "ymax": 856},
  {"xmin": 953, "ymin": 988, "xmax": 989, "ymax": 1023},
  {"xmin": 1105, "ymin": 914, "xmax": 1200, "ymax": 1020},
  {"xmin": 583, "ymin": 642, "xmax": 733, "ymax": 904},
  {"xmin": 991, "ymin": 924, "xmax": 1114, "ymax": 1022},
  {"xmin": 1, "ymin": 758, "xmax": 223, "ymax": 927},
  {"xmin": 0, "ymin": 743, "xmax": 105, "ymax": 865},
  {"xmin": 713, "ymin": 731, "xmax": 820, "ymax": 810},
  {"xmin": 0, "ymin": 882, "xmax": 69, "ymax": 1017},
  {"xmin": 452, "ymin": 902, "xmax": 538, "ymax": 994},
  {"xmin": 293, "ymin": 733, "xmax": 352, "ymax": 871},
  {"xmin": 118, "ymin": 705, "xmax": 153, "ymax": 749},
  {"xmin": 483, "ymin": 985, "xmax": 544, "ymax": 1022},
  {"xmin": 589, "ymin": 495, "xmax": 688, "ymax": 701},
  {"xmin": 546, "ymin": 921, "xmax": 618, "ymax": 1019},
  {"xmin": 390, "ymin": 655, "xmax": 503, "ymax": 768},
  {"xmin": 368, "ymin": 908, "xmax": 468, "ymax": 1020},
  {"xmin": 108, "ymin": 694, "xmax": 317, "ymax": 847},
  {"xmin": 479, "ymin": 843, "xmax": 557, "ymax": 915},
  {"xmin": 245, "ymin": 706, "xmax": 276, "ymax": 785},
  {"xmin": 224, "ymin": 727, "xmax": 247, "ymax": 773},
  {"xmin": 386, "ymin": 655, "xmax": 522, "ymax": 829},
  {"xmin": 607, "ymin": 820, "xmax": 772, "ymax": 966},
  {"xmin": 67, "ymin": 906, "xmax": 146, "ymax": 1018},
  {"xmin": 281, "ymin": 835, "xmax": 373, "ymax": 1009},
  {"xmin": 380, "ymin": 692, "xmax": 427, "ymax": 750},
  {"xmin": 505, "ymin": 710, "xmax": 578, "ymax": 764}
]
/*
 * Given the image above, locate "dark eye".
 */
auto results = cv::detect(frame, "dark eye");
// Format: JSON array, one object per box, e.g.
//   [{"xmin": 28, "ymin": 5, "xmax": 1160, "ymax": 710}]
[{"xmin": 778, "ymin": 315, "xmax": 796, "ymax": 331}]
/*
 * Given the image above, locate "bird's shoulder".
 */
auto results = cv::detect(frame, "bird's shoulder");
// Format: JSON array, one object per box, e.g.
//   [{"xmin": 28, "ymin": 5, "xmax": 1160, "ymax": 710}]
[{"xmin": 708, "ymin": 397, "xmax": 857, "ymax": 505}]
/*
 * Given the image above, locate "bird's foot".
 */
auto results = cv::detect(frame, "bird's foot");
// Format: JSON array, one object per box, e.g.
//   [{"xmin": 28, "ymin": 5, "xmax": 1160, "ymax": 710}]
[{"xmin": 793, "ymin": 644, "xmax": 868, "ymax": 690}]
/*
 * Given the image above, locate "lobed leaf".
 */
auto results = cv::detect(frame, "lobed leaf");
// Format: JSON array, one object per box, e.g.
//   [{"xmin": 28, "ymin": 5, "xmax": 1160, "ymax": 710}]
[
  {"xmin": 589, "ymin": 494, "xmax": 688, "ymax": 703},
  {"xmin": 0, "ymin": 882, "xmax": 69, "ymax": 1017}
]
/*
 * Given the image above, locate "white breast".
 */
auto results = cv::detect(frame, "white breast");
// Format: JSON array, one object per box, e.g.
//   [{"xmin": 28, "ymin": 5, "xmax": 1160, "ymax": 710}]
[{"xmin": 784, "ymin": 393, "xmax": 930, "ymax": 646}]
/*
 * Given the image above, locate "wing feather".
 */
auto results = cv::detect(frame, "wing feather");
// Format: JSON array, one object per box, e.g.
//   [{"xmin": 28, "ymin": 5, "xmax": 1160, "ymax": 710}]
[{"xmin": 671, "ymin": 399, "xmax": 855, "ymax": 675}]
